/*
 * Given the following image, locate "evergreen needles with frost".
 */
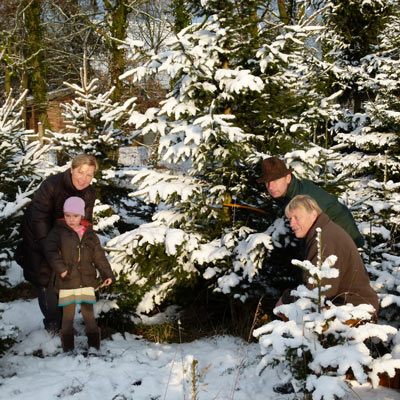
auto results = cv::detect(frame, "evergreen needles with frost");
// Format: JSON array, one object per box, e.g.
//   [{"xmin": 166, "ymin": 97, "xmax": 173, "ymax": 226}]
[
  {"xmin": 311, "ymin": 1, "xmax": 400, "ymax": 325},
  {"xmin": 0, "ymin": 90, "xmax": 48, "ymax": 266},
  {"xmin": 50, "ymin": 61, "xmax": 135, "ymax": 169},
  {"xmin": 0, "ymin": 90, "xmax": 48, "ymax": 352}
]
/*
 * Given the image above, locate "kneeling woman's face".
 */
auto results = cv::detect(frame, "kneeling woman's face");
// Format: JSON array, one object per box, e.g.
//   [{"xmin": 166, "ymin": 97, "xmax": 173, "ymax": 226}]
[
  {"xmin": 286, "ymin": 207, "xmax": 318, "ymax": 239},
  {"xmin": 71, "ymin": 164, "xmax": 96, "ymax": 190}
]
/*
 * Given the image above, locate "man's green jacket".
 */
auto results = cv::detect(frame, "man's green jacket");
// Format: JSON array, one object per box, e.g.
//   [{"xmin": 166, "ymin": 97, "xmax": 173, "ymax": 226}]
[{"xmin": 277, "ymin": 175, "xmax": 364, "ymax": 247}]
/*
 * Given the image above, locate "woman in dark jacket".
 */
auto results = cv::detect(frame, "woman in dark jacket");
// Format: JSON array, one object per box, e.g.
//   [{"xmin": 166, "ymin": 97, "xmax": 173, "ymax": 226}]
[
  {"xmin": 44, "ymin": 197, "xmax": 114, "ymax": 352},
  {"xmin": 15, "ymin": 154, "xmax": 98, "ymax": 333}
]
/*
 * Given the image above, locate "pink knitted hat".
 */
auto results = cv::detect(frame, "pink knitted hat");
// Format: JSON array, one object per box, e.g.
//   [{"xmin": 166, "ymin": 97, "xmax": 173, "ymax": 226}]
[{"xmin": 63, "ymin": 196, "xmax": 85, "ymax": 216}]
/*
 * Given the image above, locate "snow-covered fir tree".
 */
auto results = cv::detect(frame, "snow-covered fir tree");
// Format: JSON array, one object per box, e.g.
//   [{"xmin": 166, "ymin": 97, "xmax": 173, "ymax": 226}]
[
  {"xmin": 254, "ymin": 228, "xmax": 400, "ymax": 399},
  {"xmin": 106, "ymin": 0, "xmax": 395, "ymax": 318},
  {"xmin": 0, "ymin": 90, "xmax": 48, "ymax": 353},
  {"xmin": 52, "ymin": 62, "xmax": 134, "ymax": 169},
  {"xmin": 108, "ymin": 0, "xmax": 304, "ymax": 315},
  {"xmin": 0, "ymin": 90, "xmax": 47, "ymax": 268},
  {"xmin": 307, "ymin": 0, "xmax": 398, "ymax": 181}
]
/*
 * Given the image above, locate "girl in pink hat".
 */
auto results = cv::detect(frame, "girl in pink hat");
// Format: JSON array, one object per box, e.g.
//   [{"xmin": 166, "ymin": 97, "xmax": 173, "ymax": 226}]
[{"xmin": 43, "ymin": 196, "xmax": 115, "ymax": 352}]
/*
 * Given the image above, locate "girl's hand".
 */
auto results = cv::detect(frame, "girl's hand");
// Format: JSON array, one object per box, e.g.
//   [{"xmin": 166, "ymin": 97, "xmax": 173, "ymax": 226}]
[
  {"xmin": 60, "ymin": 270, "xmax": 68, "ymax": 278},
  {"xmin": 103, "ymin": 278, "xmax": 113, "ymax": 287}
]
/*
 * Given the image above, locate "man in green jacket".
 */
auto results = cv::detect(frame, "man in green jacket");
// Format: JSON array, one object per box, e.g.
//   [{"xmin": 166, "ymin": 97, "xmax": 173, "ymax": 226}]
[{"xmin": 257, "ymin": 157, "xmax": 364, "ymax": 247}]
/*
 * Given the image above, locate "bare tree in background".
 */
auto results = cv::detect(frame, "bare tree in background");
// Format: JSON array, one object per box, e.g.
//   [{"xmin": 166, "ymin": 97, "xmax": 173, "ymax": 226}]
[
  {"xmin": 0, "ymin": 0, "xmax": 174, "ymax": 129},
  {"xmin": 22, "ymin": 0, "xmax": 50, "ymax": 129}
]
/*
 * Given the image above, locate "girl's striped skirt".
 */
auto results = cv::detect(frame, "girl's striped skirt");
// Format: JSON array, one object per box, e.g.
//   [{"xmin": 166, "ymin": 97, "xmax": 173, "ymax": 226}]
[{"xmin": 58, "ymin": 287, "xmax": 96, "ymax": 307}]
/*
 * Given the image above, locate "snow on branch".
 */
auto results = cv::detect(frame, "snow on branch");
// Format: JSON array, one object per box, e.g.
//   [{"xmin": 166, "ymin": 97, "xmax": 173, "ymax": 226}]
[{"xmin": 129, "ymin": 168, "xmax": 201, "ymax": 203}]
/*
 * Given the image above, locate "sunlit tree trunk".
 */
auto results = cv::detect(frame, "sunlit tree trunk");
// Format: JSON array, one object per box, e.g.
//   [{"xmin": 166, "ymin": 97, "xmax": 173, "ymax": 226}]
[
  {"xmin": 104, "ymin": 0, "xmax": 130, "ymax": 103},
  {"xmin": 22, "ymin": 0, "xmax": 49, "ymax": 130}
]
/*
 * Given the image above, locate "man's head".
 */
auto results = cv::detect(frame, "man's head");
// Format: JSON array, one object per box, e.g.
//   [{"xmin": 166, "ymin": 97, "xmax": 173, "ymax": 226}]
[
  {"xmin": 285, "ymin": 195, "xmax": 322, "ymax": 238},
  {"xmin": 257, "ymin": 157, "xmax": 292, "ymax": 198}
]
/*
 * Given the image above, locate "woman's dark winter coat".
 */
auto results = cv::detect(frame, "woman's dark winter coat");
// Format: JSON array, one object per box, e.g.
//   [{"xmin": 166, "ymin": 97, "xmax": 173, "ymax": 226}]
[
  {"xmin": 43, "ymin": 219, "xmax": 115, "ymax": 291},
  {"xmin": 15, "ymin": 169, "xmax": 96, "ymax": 287}
]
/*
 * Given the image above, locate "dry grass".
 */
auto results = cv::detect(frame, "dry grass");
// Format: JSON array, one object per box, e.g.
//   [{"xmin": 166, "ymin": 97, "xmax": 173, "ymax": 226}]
[{"xmin": 127, "ymin": 292, "xmax": 276, "ymax": 344}]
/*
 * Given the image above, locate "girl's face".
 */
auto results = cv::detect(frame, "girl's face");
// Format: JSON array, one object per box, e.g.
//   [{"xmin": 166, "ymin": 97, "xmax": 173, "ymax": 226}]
[{"xmin": 64, "ymin": 212, "xmax": 82, "ymax": 230}]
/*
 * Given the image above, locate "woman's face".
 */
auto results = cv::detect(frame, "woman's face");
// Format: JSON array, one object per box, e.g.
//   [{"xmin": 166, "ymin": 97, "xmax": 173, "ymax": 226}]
[{"xmin": 71, "ymin": 164, "xmax": 95, "ymax": 190}]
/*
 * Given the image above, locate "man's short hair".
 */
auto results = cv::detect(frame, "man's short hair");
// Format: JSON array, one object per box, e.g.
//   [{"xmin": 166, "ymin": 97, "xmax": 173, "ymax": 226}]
[
  {"xmin": 71, "ymin": 154, "xmax": 98, "ymax": 171},
  {"xmin": 285, "ymin": 194, "xmax": 322, "ymax": 216}
]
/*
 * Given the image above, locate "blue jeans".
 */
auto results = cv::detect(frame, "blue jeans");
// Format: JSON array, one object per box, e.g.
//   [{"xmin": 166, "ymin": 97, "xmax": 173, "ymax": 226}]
[{"xmin": 37, "ymin": 286, "xmax": 62, "ymax": 332}]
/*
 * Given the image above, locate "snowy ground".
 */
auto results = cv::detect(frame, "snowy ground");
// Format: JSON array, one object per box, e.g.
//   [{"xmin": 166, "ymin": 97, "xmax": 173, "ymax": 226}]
[{"xmin": 1, "ymin": 266, "xmax": 399, "ymax": 400}]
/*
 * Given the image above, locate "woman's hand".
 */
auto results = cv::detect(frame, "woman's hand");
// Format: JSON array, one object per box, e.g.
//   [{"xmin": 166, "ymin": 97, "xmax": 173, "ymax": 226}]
[{"xmin": 60, "ymin": 270, "xmax": 68, "ymax": 278}]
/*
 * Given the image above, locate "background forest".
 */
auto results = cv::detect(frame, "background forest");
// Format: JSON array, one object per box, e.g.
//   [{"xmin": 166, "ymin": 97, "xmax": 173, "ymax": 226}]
[{"xmin": 0, "ymin": 0, "xmax": 399, "ymax": 397}]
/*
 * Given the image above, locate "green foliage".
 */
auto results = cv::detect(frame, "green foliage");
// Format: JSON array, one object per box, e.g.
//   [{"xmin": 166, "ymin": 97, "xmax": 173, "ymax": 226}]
[
  {"xmin": 111, "ymin": 272, "xmax": 143, "ymax": 315},
  {"xmin": 324, "ymin": 0, "xmax": 392, "ymax": 61},
  {"xmin": 112, "ymin": 239, "xmax": 200, "ymax": 315},
  {"xmin": 285, "ymin": 344, "xmax": 312, "ymax": 383},
  {"xmin": 109, "ymin": 0, "xmax": 324, "ymax": 317},
  {"xmin": 103, "ymin": 0, "xmax": 400, "ymax": 328},
  {"xmin": 171, "ymin": 0, "xmax": 191, "ymax": 33},
  {"xmin": 97, "ymin": 306, "xmax": 136, "ymax": 335}
]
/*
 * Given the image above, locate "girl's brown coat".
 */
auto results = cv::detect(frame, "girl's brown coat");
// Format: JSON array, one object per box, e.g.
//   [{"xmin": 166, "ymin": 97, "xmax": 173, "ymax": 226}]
[{"xmin": 44, "ymin": 219, "xmax": 114, "ymax": 290}]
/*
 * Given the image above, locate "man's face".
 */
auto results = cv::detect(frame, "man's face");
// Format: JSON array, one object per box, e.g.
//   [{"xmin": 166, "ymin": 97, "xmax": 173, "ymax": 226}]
[
  {"xmin": 71, "ymin": 164, "xmax": 95, "ymax": 190},
  {"xmin": 286, "ymin": 206, "xmax": 318, "ymax": 239},
  {"xmin": 265, "ymin": 174, "xmax": 291, "ymax": 198}
]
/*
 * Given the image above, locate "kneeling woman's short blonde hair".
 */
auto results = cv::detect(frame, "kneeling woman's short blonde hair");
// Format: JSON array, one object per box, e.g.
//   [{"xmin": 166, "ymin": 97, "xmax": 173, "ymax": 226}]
[
  {"xmin": 71, "ymin": 154, "xmax": 98, "ymax": 171},
  {"xmin": 285, "ymin": 194, "xmax": 322, "ymax": 216}
]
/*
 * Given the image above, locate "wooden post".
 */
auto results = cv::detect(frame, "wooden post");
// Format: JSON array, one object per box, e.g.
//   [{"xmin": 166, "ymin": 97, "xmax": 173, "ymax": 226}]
[
  {"xmin": 38, "ymin": 121, "xmax": 44, "ymax": 146},
  {"xmin": 384, "ymin": 150, "xmax": 388, "ymax": 184}
]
